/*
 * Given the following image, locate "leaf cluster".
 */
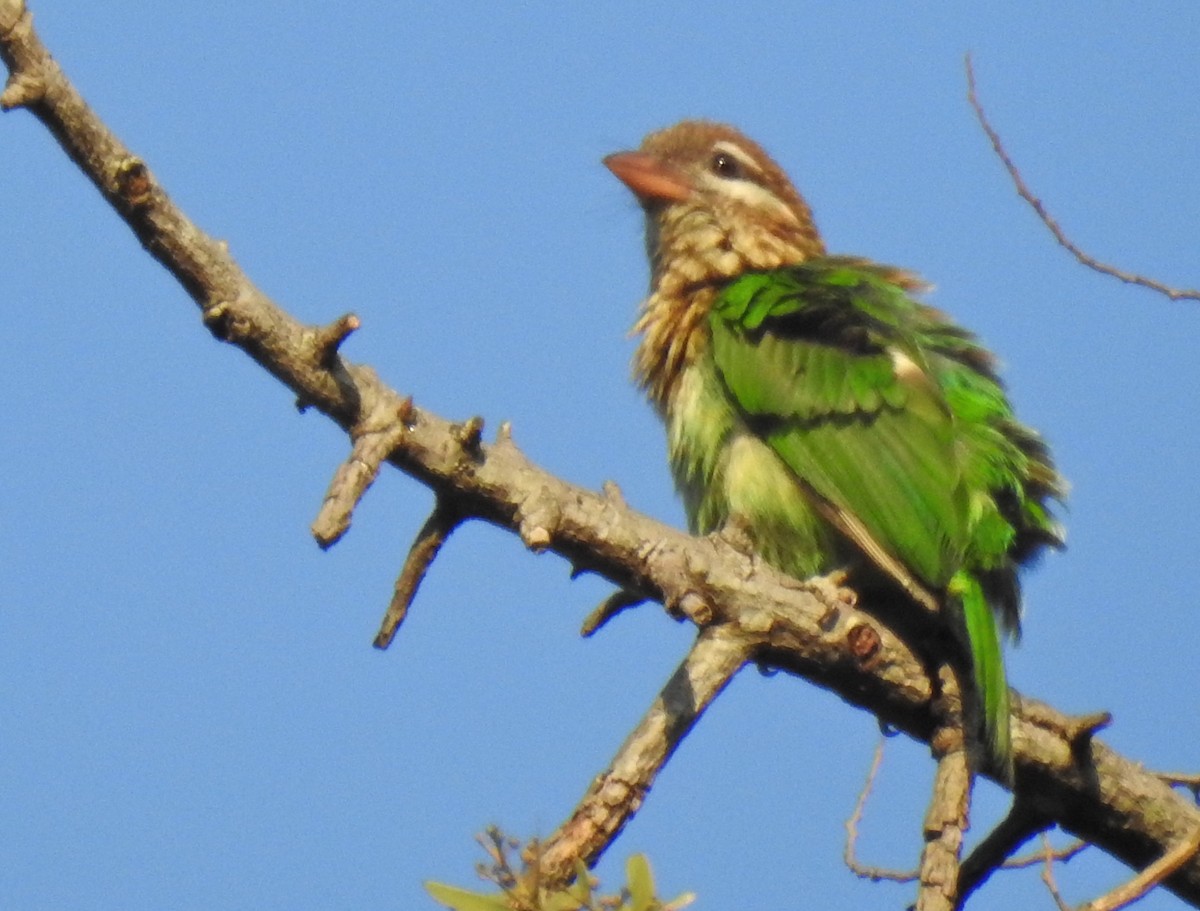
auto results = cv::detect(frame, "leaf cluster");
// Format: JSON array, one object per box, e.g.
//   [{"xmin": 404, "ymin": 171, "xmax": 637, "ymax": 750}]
[{"xmin": 426, "ymin": 829, "xmax": 694, "ymax": 911}]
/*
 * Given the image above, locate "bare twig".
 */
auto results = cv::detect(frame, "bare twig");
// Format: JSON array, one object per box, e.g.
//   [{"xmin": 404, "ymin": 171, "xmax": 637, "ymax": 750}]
[
  {"xmin": 965, "ymin": 53, "xmax": 1200, "ymax": 303},
  {"xmin": 1079, "ymin": 828, "xmax": 1200, "ymax": 911},
  {"xmin": 1042, "ymin": 834, "xmax": 1076, "ymax": 911},
  {"xmin": 1161, "ymin": 773, "xmax": 1200, "ymax": 803},
  {"xmin": 844, "ymin": 735, "xmax": 917, "ymax": 883},
  {"xmin": 1041, "ymin": 829, "xmax": 1200, "ymax": 911},
  {"xmin": 1006, "ymin": 836, "xmax": 1087, "ymax": 871},
  {"xmin": 374, "ymin": 500, "xmax": 463, "ymax": 648},
  {"xmin": 537, "ymin": 625, "xmax": 752, "ymax": 883}
]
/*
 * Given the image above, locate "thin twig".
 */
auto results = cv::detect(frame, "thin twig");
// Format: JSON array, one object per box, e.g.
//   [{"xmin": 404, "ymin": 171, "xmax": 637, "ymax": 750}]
[
  {"xmin": 965, "ymin": 53, "xmax": 1200, "ymax": 303},
  {"xmin": 1041, "ymin": 834, "xmax": 1075, "ymax": 911},
  {"xmin": 843, "ymin": 735, "xmax": 917, "ymax": 883},
  {"xmin": 1160, "ymin": 773, "xmax": 1200, "ymax": 804},
  {"xmin": 1006, "ymin": 837, "xmax": 1087, "ymax": 871},
  {"xmin": 374, "ymin": 499, "xmax": 463, "ymax": 648}
]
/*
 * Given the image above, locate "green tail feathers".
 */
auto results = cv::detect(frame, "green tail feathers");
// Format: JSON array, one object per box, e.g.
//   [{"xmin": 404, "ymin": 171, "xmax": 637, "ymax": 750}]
[{"xmin": 951, "ymin": 571, "xmax": 1012, "ymax": 778}]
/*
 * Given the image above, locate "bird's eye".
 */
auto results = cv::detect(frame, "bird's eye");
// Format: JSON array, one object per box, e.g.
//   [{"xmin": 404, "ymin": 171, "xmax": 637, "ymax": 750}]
[{"xmin": 710, "ymin": 152, "xmax": 743, "ymax": 179}]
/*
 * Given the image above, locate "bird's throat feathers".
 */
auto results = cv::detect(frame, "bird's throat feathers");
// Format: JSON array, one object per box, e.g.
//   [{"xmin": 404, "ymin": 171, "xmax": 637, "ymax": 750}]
[{"xmin": 633, "ymin": 201, "xmax": 820, "ymax": 411}]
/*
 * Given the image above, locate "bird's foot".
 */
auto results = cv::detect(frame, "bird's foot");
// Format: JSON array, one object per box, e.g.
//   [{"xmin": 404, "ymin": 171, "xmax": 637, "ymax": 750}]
[
  {"xmin": 801, "ymin": 570, "xmax": 858, "ymax": 608},
  {"xmin": 715, "ymin": 515, "xmax": 757, "ymax": 556}
]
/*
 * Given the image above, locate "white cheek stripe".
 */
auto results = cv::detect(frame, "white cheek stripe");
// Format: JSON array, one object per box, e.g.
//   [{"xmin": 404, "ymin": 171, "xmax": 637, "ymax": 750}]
[{"xmin": 701, "ymin": 174, "xmax": 801, "ymax": 227}]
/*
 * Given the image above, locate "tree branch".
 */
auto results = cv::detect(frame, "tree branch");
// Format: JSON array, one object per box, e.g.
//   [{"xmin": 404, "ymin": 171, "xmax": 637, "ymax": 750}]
[
  {"xmin": 5, "ymin": 7, "xmax": 1200, "ymax": 905},
  {"xmin": 956, "ymin": 798, "xmax": 1052, "ymax": 903},
  {"xmin": 916, "ymin": 666, "xmax": 972, "ymax": 911},
  {"xmin": 374, "ymin": 497, "xmax": 464, "ymax": 648},
  {"xmin": 538, "ymin": 625, "xmax": 752, "ymax": 882}
]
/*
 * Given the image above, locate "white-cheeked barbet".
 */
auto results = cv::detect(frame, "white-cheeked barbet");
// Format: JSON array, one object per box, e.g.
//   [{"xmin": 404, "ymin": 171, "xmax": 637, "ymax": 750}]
[{"xmin": 604, "ymin": 120, "xmax": 1064, "ymax": 776}]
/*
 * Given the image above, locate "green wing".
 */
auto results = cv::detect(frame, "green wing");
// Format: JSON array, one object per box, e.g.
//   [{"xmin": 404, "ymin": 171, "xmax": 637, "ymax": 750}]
[
  {"xmin": 710, "ymin": 258, "xmax": 1064, "ymax": 773},
  {"xmin": 711, "ymin": 262, "xmax": 970, "ymax": 591}
]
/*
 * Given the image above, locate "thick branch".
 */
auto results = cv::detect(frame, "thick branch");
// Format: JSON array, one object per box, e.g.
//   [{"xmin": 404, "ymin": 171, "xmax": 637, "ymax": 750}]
[
  {"xmin": 957, "ymin": 799, "xmax": 1052, "ymax": 903},
  {"xmin": 538, "ymin": 625, "xmax": 751, "ymax": 882},
  {"xmin": 916, "ymin": 666, "xmax": 971, "ymax": 911},
  {"xmin": 5, "ymin": 8, "xmax": 1200, "ymax": 905}
]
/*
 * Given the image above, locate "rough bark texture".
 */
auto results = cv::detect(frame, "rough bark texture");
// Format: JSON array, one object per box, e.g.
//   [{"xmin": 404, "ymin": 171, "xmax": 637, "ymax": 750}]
[{"xmin": 4, "ymin": 4, "xmax": 1199, "ymax": 906}]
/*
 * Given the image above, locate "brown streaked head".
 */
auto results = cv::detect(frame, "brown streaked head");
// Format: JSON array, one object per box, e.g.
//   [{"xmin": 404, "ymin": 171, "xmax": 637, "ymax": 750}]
[{"xmin": 605, "ymin": 120, "xmax": 826, "ymax": 282}]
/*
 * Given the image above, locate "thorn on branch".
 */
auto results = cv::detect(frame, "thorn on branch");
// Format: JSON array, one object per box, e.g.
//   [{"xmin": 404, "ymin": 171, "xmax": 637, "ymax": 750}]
[
  {"xmin": 1, "ymin": 69, "xmax": 39, "ymax": 109},
  {"xmin": 374, "ymin": 499, "xmax": 464, "ymax": 649},
  {"xmin": 453, "ymin": 415, "xmax": 485, "ymax": 458},
  {"xmin": 964, "ymin": 53, "xmax": 1200, "ymax": 303},
  {"xmin": 1064, "ymin": 711, "xmax": 1112, "ymax": 749},
  {"xmin": 581, "ymin": 589, "xmax": 649, "ymax": 637},
  {"xmin": 311, "ymin": 408, "xmax": 408, "ymax": 549},
  {"xmin": 601, "ymin": 479, "xmax": 626, "ymax": 507},
  {"xmin": 312, "ymin": 312, "xmax": 360, "ymax": 367}
]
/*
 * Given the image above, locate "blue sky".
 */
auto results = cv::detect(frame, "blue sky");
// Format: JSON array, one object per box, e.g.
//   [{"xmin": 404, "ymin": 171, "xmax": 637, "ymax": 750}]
[{"xmin": 4, "ymin": 3, "xmax": 1198, "ymax": 909}]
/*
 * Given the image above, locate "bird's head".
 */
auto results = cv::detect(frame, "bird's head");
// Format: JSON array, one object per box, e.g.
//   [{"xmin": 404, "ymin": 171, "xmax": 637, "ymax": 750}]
[{"xmin": 605, "ymin": 120, "xmax": 825, "ymax": 290}]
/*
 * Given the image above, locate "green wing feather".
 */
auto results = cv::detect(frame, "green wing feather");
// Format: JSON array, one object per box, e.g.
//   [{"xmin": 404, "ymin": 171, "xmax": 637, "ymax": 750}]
[{"xmin": 709, "ymin": 258, "xmax": 1064, "ymax": 773}]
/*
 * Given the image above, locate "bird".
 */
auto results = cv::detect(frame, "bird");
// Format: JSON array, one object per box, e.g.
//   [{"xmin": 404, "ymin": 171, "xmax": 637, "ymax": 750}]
[{"xmin": 604, "ymin": 120, "xmax": 1064, "ymax": 776}]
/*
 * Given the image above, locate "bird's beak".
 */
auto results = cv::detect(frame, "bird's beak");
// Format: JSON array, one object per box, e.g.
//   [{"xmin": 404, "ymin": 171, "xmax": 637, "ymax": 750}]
[{"xmin": 603, "ymin": 151, "xmax": 693, "ymax": 203}]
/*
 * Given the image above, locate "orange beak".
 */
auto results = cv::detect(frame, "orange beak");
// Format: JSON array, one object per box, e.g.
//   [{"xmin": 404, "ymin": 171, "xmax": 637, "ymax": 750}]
[{"xmin": 603, "ymin": 151, "xmax": 693, "ymax": 203}]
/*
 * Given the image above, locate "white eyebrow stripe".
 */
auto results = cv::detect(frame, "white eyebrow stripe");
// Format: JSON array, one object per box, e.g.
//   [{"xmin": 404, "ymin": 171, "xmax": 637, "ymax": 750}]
[{"xmin": 710, "ymin": 140, "xmax": 763, "ymax": 176}]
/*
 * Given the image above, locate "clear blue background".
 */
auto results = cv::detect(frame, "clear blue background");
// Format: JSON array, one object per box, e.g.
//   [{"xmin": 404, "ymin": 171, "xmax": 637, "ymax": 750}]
[{"xmin": 4, "ymin": 3, "xmax": 1198, "ymax": 909}]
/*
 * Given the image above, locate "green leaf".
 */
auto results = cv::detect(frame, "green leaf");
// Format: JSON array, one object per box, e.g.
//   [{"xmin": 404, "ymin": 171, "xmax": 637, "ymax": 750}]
[
  {"xmin": 566, "ymin": 859, "xmax": 594, "ymax": 906},
  {"xmin": 424, "ymin": 881, "xmax": 512, "ymax": 911},
  {"xmin": 543, "ymin": 891, "xmax": 585, "ymax": 911},
  {"xmin": 626, "ymin": 854, "xmax": 655, "ymax": 911}
]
